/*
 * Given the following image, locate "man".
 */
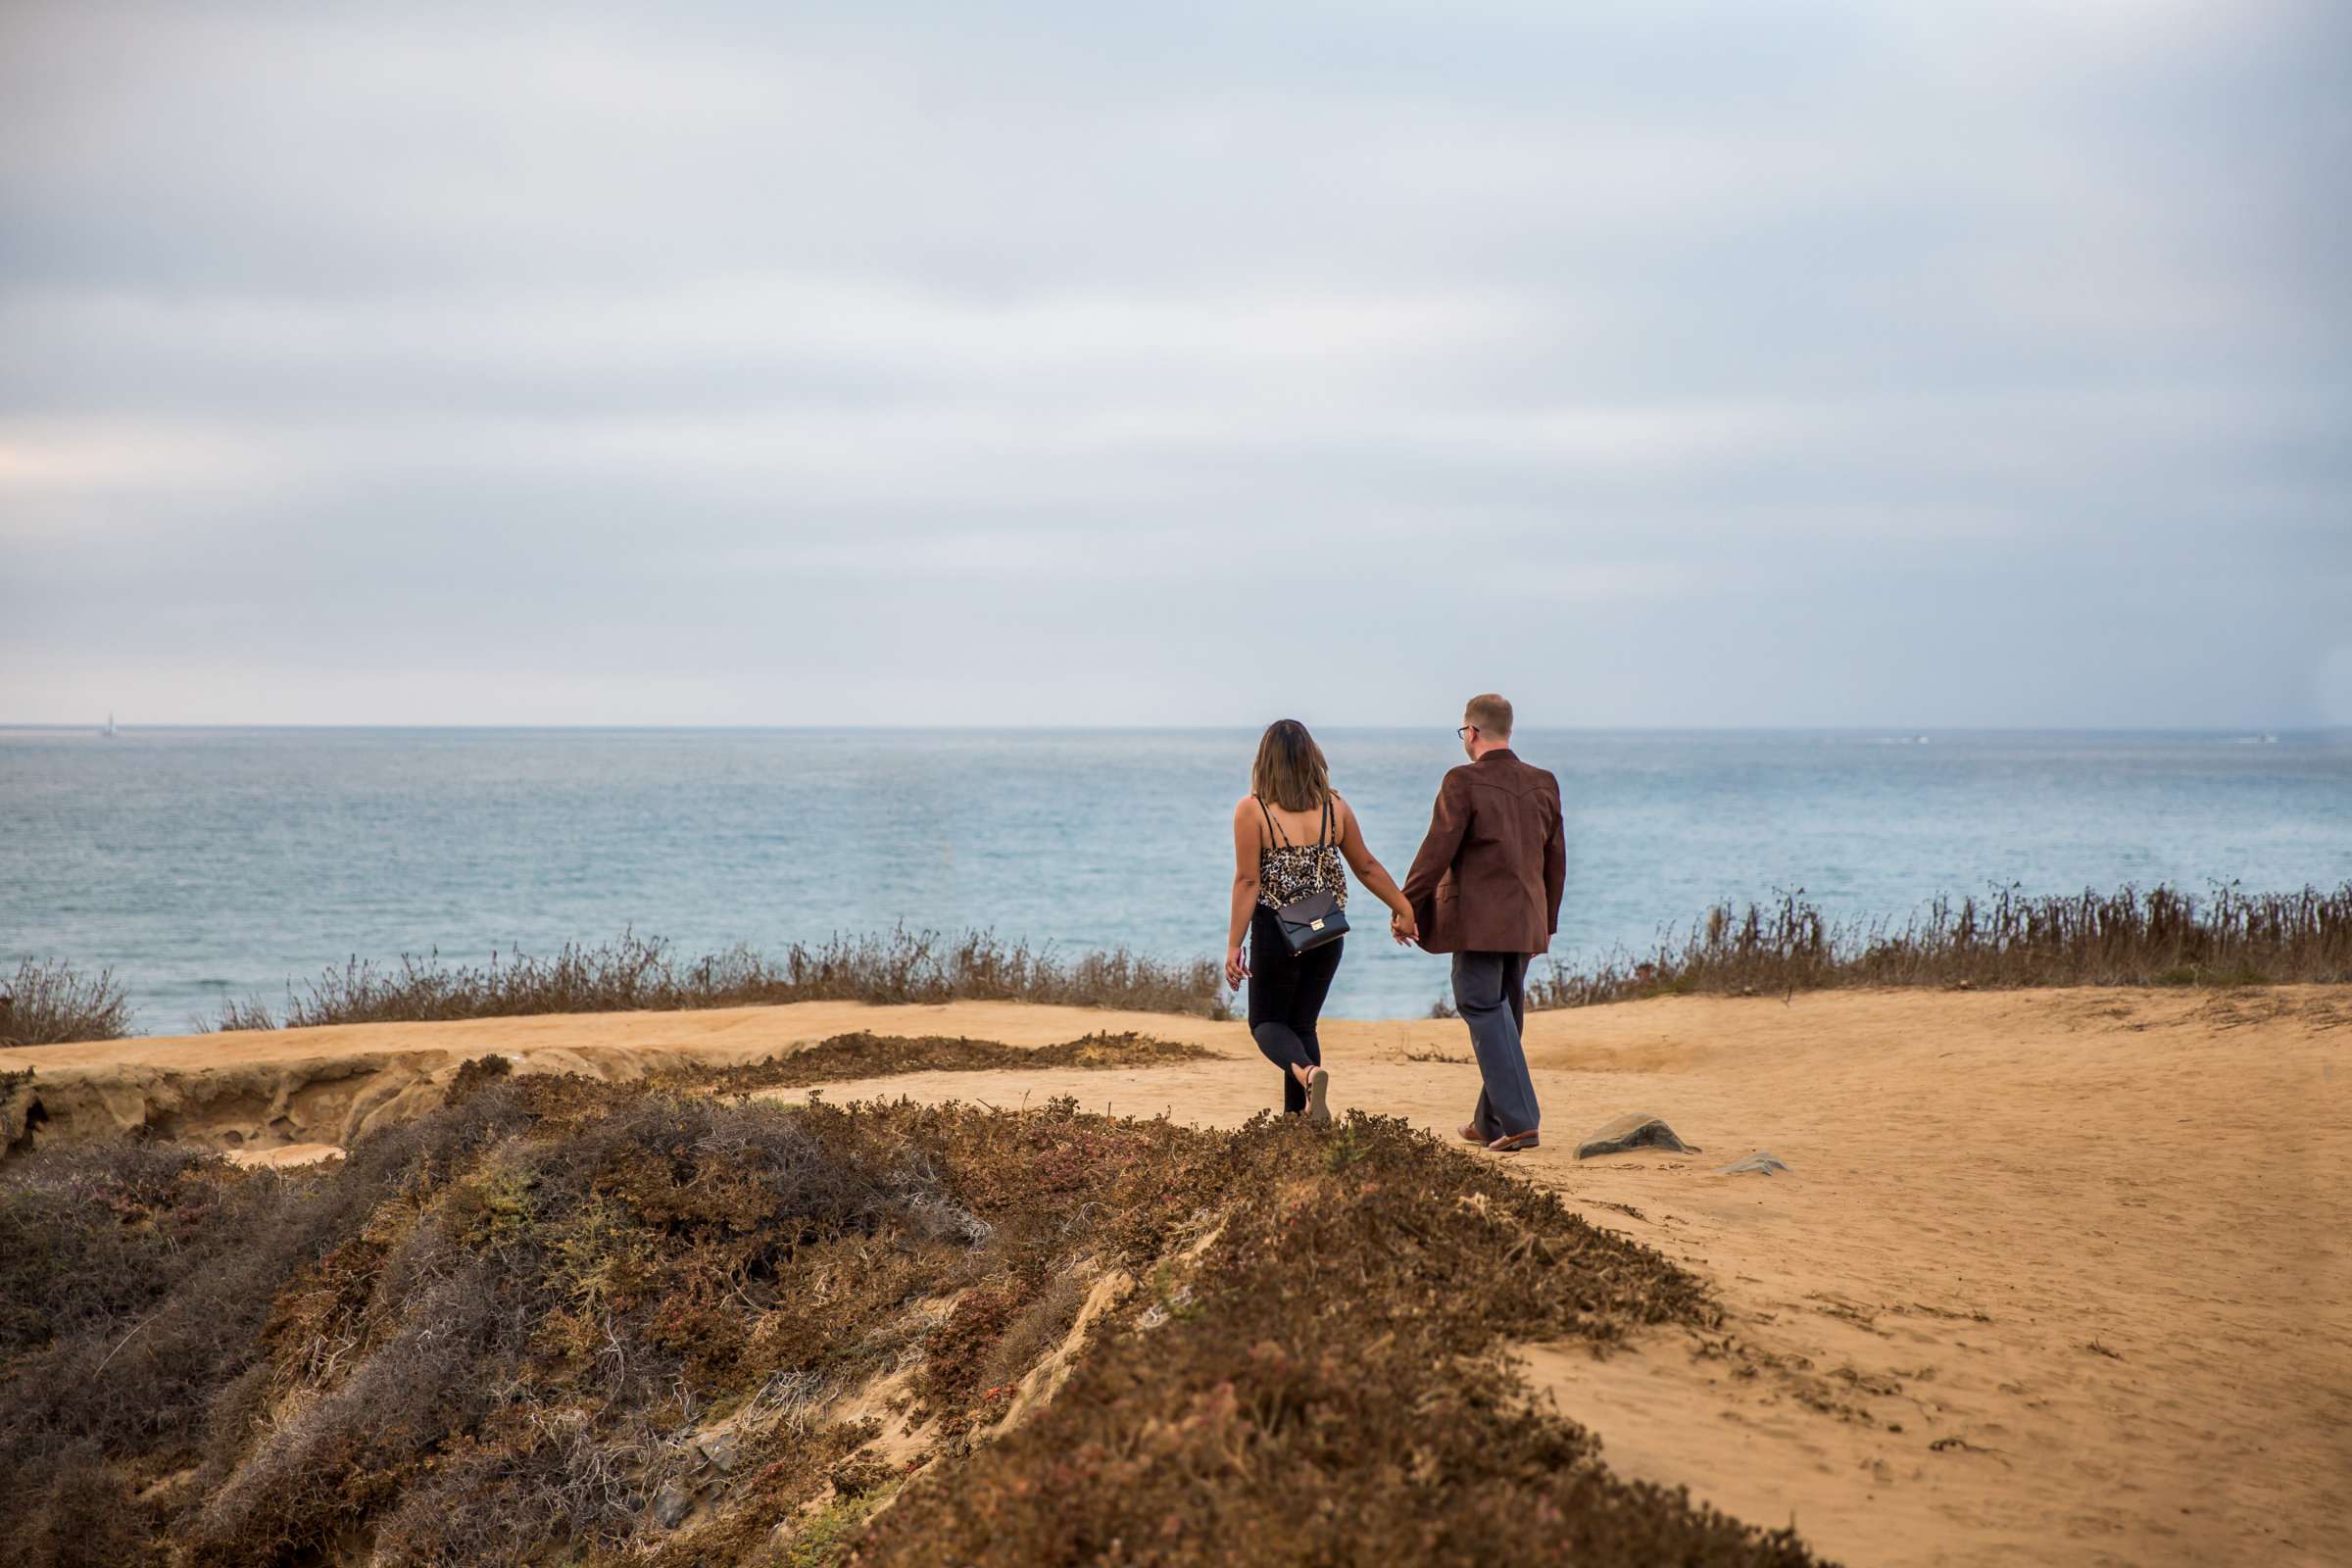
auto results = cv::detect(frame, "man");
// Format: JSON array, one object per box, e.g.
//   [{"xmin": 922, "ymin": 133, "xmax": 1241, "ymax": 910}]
[{"xmin": 1398, "ymin": 693, "xmax": 1565, "ymax": 1152}]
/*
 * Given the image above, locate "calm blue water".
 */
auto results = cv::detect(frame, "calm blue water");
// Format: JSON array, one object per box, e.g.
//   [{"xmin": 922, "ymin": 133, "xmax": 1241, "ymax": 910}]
[{"xmin": 4, "ymin": 727, "xmax": 2348, "ymax": 1034}]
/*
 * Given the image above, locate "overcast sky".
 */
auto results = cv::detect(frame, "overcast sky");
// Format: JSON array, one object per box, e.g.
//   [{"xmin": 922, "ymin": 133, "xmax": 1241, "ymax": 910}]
[{"xmin": 3, "ymin": 0, "xmax": 2346, "ymax": 728}]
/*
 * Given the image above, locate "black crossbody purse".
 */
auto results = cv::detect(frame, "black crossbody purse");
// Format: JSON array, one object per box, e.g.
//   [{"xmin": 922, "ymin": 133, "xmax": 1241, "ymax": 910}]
[
  {"xmin": 1275, "ymin": 889, "xmax": 1348, "ymax": 956},
  {"xmin": 1265, "ymin": 798, "xmax": 1350, "ymax": 956}
]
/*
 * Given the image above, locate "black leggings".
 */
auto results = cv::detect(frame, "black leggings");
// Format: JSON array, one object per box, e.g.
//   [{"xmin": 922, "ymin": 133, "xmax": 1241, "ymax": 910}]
[{"xmin": 1247, "ymin": 904, "xmax": 1344, "ymax": 1115}]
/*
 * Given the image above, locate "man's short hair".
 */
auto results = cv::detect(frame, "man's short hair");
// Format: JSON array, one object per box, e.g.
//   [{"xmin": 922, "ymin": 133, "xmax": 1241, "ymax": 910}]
[{"xmin": 1464, "ymin": 693, "xmax": 1513, "ymax": 738}]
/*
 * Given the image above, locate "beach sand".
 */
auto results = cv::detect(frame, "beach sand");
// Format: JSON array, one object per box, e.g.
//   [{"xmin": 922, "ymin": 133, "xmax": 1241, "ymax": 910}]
[{"xmin": 8, "ymin": 986, "xmax": 2346, "ymax": 1565}]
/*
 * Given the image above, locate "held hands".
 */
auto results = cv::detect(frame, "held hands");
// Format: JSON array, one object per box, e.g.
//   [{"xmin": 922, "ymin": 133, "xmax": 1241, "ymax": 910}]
[
  {"xmin": 1390, "ymin": 907, "xmax": 1419, "ymax": 947},
  {"xmin": 1225, "ymin": 944, "xmax": 1250, "ymax": 990}
]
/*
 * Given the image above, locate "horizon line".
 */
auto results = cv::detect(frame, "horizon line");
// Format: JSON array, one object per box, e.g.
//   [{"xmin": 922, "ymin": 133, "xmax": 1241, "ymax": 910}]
[{"xmin": 3, "ymin": 721, "xmax": 2342, "ymax": 736}]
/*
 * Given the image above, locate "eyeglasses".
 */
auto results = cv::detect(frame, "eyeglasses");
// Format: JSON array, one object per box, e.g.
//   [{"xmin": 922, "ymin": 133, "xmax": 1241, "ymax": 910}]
[{"xmin": 1456, "ymin": 725, "xmax": 1477, "ymax": 740}]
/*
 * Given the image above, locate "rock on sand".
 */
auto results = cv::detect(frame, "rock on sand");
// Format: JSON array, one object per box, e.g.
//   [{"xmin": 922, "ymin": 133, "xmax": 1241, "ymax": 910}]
[{"xmin": 1574, "ymin": 1112, "xmax": 1700, "ymax": 1160}]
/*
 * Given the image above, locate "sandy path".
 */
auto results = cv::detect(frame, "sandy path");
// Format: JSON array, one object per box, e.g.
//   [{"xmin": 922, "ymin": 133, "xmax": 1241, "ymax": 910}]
[{"xmin": 10, "ymin": 988, "xmax": 2347, "ymax": 1564}]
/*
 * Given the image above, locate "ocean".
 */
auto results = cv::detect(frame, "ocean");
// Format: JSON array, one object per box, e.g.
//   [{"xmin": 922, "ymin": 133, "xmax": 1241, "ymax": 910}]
[{"xmin": 4, "ymin": 726, "xmax": 2348, "ymax": 1034}]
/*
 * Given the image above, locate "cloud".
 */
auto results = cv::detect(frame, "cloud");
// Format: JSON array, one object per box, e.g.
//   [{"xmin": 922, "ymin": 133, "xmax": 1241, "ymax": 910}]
[{"xmin": 1, "ymin": 0, "xmax": 2345, "ymax": 726}]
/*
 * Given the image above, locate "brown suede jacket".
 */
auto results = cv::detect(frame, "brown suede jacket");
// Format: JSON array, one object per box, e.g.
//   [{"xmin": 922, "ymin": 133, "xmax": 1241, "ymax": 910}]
[{"xmin": 1399, "ymin": 749, "xmax": 1566, "ymax": 956}]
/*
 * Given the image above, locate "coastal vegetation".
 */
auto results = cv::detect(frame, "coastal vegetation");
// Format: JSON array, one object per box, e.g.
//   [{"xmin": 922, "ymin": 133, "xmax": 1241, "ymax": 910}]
[
  {"xmin": 0, "ymin": 1071, "xmax": 1816, "ymax": 1567},
  {"xmin": 10, "ymin": 882, "xmax": 2347, "ymax": 1047},
  {"xmin": 0, "ymin": 957, "xmax": 131, "ymax": 1048},
  {"xmin": 681, "ymin": 1029, "xmax": 1213, "ymax": 1094},
  {"xmin": 1525, "ymin": 880, "xmax": 2352, "ymax": 1009},
  {"xmin": 198, "ymin": 927, "xmax": 1229, "ymax": 1034}
]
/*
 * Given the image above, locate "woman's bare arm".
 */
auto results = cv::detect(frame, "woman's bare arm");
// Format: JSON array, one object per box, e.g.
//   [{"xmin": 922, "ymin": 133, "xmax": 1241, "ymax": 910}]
[
  {"xmin": 1335, "ymin": 796, "xmax": 1415, "ymax": 934},
  {"xmin": 1226, "ymin": 799, "xmax": 1263, "ymax": 986}
]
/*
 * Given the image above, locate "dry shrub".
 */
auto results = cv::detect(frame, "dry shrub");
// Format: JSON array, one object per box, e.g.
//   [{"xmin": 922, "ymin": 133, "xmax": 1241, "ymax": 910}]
[
  {"xmin": 1533, "ymin": 881, "xmax": 2352, "ymax": 1008},
  {"xmin": 198, "ymin": 995, "xmax": 277, "ymax": 1033},
  {"xmin": 918, "ymin": 1268, "xmax": 1037, "ymax": 1420},
  {"xmin": 3, "ymin": 1078, "xmax": 1819, "ymax": 1568},
  {"xmin": 974, "ymin": 1266, "xmax": 1090, "ymax": 1396},
  {"xmin": 760, "ymin": 930, "xmax": 1223, "ymax": 1015},
  {"xmin": 16, "ymin": 1439, "xmax": 156, "ymax": 1568},
  {"xmin": 164, "ymin": 1089, "xmax": 1012, "ymax": 1566},
  {"xmin": 1027, "ymin": 1030, "xmax": 1211, "ymax": 1068},
  {"xmin": 688, "ymin": 1030, "xmax": 1210, "ymax": 1096},
  {"xmin": 205, "ymin": 926, "xmax": 1229, "ymax": 1031},
  {"xmin": 1, "ymin": 957, "xmax": 131, "ymax": 1048},
  {"xmin": 445, "ymin": 1050, "xmax": 514, "ymax": 1102},
  {"xmin": 0, "ymin": 1065, "xmax": 34, "ymax": 1155},
  {"xmin": 855, "ymin": 1109, "xmax": 1805, "ymax": 1568},
  {"xmin": 0, "ymin": 1082, "xmax": 539, "ymax": 1560},
  {"xmin": 0, "ymin": 1140, "xmax": 222, "ymax": 1356}
]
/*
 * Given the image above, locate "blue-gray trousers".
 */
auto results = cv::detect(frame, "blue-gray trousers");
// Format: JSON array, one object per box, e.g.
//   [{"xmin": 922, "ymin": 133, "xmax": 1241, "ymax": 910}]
[{"xmin": 1452, "ymin": 951, "xmax": 1540, "ymax": 1141}]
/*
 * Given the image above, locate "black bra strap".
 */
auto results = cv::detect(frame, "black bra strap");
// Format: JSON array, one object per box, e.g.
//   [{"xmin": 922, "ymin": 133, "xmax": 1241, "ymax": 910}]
[
  {"xmin": 1257, "ymin": 796, "xmax": 1291, "ymax": 847},
  {"xmin": 1319, "ymin": 796, "xmax": 1333, "ymax": 847}
]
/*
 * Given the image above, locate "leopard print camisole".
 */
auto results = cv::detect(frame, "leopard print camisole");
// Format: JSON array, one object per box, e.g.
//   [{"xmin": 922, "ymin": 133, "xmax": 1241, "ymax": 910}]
[{"xmin": 1255, "ymin": 796, "xmax": 1348, "ymax": 910}]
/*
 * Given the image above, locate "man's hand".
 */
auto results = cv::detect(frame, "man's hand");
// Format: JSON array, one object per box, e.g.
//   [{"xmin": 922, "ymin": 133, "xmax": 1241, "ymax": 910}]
[{"xmin": 1390, "ymin": 908, "xmax": 1419, "ymax": 947}]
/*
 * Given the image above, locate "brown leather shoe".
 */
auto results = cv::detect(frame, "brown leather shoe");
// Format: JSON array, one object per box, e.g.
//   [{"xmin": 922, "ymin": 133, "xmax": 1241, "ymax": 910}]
[
  {"xmin": 1458, "ymin": 1123, "xmax": 1485, "ymax": 1145},
  {"xmin": 1486, "ymin": 1130, "xmax": 1540, "ymax": 1152}
]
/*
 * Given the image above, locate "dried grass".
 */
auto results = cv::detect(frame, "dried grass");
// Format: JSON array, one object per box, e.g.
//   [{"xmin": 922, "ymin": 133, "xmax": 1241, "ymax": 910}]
[
  {"xmin": 854, "ymin": 1108, "xmax": 1806, "ymax": 1568},
  {"xmin": 0, "ymin": 1073, "xmax": 1820, "ymax": 1567},
  {"xmin": 1, "ymin": 958, "xmax": 131, "ymax": 1049},
  {"xmin": 1531, "ymin": 881, "xmax": 2352, "ymax": 1009},
  {"xmin": 204, "ymin": 926, "xmax": 1228, "ymax": 1032},
  {"xmin": 684, "ymin": 1030, "xmax": 1211, "ymax": 1097}
]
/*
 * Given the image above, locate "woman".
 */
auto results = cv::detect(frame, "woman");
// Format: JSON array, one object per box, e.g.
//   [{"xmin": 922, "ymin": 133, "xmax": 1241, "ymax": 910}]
[{"xmin": 1225, "ymin": 719, "xmax": 1417, "ymax": 1124}]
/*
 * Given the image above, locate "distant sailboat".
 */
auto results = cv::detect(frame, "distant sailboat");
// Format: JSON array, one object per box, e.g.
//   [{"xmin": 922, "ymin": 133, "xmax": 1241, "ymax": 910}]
[{"xmin": 102, "ymin": 711, "xmax": 118, "ymax": 738}]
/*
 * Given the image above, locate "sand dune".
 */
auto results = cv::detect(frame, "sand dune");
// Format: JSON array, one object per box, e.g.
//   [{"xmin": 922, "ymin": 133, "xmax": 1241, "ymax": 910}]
[{"xmin": 7, "ymin": 987, "xmax": 2346, "ymax": 1565}]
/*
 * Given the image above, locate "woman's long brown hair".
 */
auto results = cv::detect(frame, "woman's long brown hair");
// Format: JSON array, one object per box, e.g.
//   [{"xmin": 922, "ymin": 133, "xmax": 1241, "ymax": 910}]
[{"xmin": 1250, "ymin": 719, "xmax": 1333, "ymax": 813}]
